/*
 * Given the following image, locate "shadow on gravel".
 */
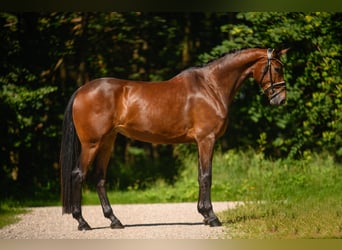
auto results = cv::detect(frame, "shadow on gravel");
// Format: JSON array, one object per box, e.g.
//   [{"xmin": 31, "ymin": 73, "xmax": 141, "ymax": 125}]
[
  {"xmin": 91, "ymin": 222, "xmax": 203, "ymax": 230},
  {"xmin": 126, "ymin": 222, "xmax": 204, "ymax": 227}
]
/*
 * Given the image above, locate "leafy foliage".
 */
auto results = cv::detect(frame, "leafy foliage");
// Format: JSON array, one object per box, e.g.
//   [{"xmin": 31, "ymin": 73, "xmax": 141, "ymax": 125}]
[
  {"xmin": 0, "ymin": 12, "xmax": 341, "ymax": 201},
  {"xmin": 200, "ymin": 12, "xmax": 342, "ymax": 159}
]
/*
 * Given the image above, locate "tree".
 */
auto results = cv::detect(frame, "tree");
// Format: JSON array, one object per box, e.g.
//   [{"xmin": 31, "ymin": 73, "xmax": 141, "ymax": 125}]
[
  {"xmin": 1, "ymin": 12, "xmax": 340, "ymax": 200},
  {"xmin": 0, "ymin": 13, "xmax": 59, "ymax": 197}
]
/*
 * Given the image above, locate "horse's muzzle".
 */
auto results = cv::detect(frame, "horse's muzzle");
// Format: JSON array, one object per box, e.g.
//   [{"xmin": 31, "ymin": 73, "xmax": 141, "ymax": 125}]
[{"xmin": 270, "ymin": 94, "xmax": 286, "ymax": 105}]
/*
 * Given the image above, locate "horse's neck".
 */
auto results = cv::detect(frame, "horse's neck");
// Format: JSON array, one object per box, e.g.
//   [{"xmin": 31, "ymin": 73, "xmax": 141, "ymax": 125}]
[{"xmin": 209, "ymin": 49, "xmax": 263, "ymax": 105}]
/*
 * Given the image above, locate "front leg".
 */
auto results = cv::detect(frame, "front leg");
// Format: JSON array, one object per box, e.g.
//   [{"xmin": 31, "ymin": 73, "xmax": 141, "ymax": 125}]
[
  {"xmin": 196, "ymin": 136, "xmax": 222, "ymax": 227},
  {"xmin": 198, "ymin": 174, "xmax": 222, "ymax": 227}
]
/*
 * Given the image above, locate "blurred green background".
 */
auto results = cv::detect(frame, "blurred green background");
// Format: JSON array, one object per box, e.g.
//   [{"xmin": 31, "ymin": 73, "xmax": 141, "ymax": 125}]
[{"xmin": 0, "ymin": 12, "xmax": 341, "ymax": 202}]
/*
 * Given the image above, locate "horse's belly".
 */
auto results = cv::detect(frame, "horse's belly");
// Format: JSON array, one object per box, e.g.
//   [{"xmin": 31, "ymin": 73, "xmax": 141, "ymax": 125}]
[{"xmin": 116, "ymin": 124, "xmax": 193, "ymax": 144}]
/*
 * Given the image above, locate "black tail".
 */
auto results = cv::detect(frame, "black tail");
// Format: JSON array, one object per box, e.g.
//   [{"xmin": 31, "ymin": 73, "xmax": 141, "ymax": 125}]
[{"xmin": 60, "ymin": 91, "xmax": 80, "ymax": 214}]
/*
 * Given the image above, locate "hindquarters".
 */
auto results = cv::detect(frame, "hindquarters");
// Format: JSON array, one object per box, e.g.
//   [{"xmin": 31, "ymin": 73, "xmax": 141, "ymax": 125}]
[
  {"xmin": 60, "ymin": 79, "xmax": 123, "ymax": 229},
  {"xmin": 72, "ymin": 79, "xmax": 122, "ymax": 143},
  {"xmin": 60, "ymin": 79, "xmax": 121, "ymax": 214}
]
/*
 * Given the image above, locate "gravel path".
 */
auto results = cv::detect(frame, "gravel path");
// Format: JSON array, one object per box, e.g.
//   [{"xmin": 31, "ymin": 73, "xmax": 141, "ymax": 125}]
[{"xmin": 0, "ymin": 202, "xmax": 239, "ymax": 239}]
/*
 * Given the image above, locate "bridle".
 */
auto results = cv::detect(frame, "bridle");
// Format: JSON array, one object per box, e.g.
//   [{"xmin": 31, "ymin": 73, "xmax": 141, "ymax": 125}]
[{"xmin": 260, "ymin": 48, "xmax": 286, "ymax": 100}]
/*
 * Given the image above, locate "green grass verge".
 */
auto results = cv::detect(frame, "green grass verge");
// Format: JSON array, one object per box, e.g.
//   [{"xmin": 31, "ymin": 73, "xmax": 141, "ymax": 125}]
[
  {"xmin": 221, "ymin": 197, "xmax": 342, "ymax": 239},
  {"xmin": 214, "ymin": 150, "xmax": 342, "ymax": 239},
  {"xmin": 0, "ymin": 202, "xmax": 28, "ymax": 229}
]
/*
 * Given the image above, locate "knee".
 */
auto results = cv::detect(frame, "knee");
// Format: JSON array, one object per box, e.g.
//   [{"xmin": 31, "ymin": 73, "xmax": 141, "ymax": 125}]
[{"xmin": 198, "ymin": 173, "xmax": 212, "ymax": 186}]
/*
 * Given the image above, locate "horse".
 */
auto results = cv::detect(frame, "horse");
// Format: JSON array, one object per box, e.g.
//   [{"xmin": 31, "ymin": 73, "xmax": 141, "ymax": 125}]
[{"xmin": 60, "ymin": 47, "xmax": 288, "ymax": 230}]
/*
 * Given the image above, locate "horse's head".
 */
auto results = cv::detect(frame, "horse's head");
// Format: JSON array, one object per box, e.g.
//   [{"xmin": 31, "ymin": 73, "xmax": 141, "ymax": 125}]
[{"xmin": 254, "ymin": 48, "xmax": 289, "ymax": 105}]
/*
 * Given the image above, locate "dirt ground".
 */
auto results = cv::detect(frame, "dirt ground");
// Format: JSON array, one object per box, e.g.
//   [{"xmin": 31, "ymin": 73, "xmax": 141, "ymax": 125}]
[{"xmin": 0, "ymin": 201, "xmax": 239, "ymax": 239}]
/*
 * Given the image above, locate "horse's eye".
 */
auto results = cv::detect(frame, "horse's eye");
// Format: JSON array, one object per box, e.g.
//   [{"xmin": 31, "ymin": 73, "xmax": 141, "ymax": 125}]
[{"xmin": 274, "ymin": 67, "xmax": 282, "ymax": 73}]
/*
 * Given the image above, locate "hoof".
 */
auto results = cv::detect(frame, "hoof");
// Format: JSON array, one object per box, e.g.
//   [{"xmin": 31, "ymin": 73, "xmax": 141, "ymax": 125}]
[
  {"xmin": 204, "ymin": 217, "xmax": 222, "ymax": 227},
  {"xmin": 209, "ymin": 218, "xmax": 222, "ymax": 227},
  {"xmin": 78, "ymin": 222, "xmax": 92, "ymax": 231},
  {"xmin": 111, "ymin": 219, "xmax": 124, "ymax": 229}
]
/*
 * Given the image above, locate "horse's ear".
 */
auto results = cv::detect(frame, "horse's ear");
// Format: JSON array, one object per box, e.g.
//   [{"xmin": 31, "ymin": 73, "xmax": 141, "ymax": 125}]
[{"xmin": 278, "ymin": 48, "xmax": 290, "ymax": 57}]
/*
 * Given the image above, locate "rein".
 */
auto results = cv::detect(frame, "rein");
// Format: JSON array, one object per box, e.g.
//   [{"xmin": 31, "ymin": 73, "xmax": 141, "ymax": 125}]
[{"xmin": 260, "ymin": 48, "xmax": 286, "ymax": 99}]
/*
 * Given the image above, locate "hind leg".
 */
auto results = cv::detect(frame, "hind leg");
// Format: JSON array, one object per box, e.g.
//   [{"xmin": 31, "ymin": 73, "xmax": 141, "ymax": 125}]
[
  {"xmin": 72, "ymin": 143, "xmax": 99, "ymax": 231},
  {"xmin": 95, "ymin": 133, "xmax": 124, "ymax": 229}
]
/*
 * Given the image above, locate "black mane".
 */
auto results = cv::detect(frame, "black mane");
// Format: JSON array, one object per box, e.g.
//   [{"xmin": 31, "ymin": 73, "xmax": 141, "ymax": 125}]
[
  {"xmin": 197, "ymin": 46, "xmax": 265, "ymax": 68},
  {"xmin": 179, "ymin": 46, "xmax": 268, "ymax": 75}
]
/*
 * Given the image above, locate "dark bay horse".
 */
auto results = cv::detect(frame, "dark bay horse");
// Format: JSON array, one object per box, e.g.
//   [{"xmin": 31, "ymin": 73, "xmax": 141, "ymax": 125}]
[{"xmin": 60, "ymin": 47, "xmax": 288, "ymax": 230}]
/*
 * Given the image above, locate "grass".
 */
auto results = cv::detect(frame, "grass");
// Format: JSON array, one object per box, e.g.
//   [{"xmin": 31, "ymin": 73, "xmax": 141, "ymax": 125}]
[
  {"xmin": 0, "ymin": 202, "xmax": 28, "ymax": 229},
  {"xmin": 214, "ymin": 150, "xmax": 342, "ymax": 239},
  {"xmin": 221, "ymin": 197, "xmax": 342, "ymax": 239}
]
